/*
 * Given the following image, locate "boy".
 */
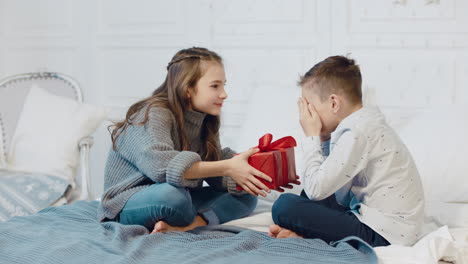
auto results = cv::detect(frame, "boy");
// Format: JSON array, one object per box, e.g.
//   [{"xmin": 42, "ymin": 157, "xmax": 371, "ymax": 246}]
[{"xmin": 269, "ymin": 56, "xmax": 424, "ymax": 247}]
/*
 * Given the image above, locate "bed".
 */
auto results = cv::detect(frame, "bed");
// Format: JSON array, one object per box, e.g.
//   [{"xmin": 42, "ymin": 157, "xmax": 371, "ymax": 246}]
[
  {"xmin": 0, "ymin": 72, "xmax": 107, "ymax": 221},
  {"xmin": 1, "ymin": 84, "xmax": 467, "ymax": 263}
]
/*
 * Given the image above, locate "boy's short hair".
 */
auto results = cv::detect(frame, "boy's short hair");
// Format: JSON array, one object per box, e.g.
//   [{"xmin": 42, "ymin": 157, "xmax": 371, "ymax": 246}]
[{"xmin": 298, "ymin": 55, "xmax": 362, "ymax": 104}]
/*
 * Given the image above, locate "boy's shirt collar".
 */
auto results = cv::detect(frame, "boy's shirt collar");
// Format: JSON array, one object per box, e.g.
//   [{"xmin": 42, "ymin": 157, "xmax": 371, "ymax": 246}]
[{"xmin": 334, "ymin": 106, "xmax": 383, "ymax": 132}]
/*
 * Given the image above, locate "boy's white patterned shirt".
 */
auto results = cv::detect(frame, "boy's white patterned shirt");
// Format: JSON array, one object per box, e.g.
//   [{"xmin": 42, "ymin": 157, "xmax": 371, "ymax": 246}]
[{"xmin": 301, "ymin": 106, "xmax": 425, "ymax": 246}]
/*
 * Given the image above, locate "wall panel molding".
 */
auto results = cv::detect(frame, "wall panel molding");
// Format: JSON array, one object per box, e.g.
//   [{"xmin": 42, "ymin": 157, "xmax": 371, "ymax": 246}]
[
  {"xmin": 97, "ymin": 0, "xmax": 185, "ymax": 36},
  {"xmin": 3, "ymin": 0, "xmax": 73, "ymax": 38},
  {"xmin": 3, "ymin": 47, "xmax": 75, "ymax": 75}
]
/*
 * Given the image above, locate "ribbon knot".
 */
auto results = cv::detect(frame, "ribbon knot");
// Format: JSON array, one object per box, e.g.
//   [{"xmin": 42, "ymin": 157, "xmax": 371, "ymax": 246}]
[{"xmin": 257, "ymin": 133, "xmax": 297, "ymax": 152}]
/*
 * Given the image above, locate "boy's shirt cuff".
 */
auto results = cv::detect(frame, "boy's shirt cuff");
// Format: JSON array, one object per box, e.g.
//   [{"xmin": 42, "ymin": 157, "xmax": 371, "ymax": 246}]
[
  {"xmin": 302, "ymin": 136, "xmax": 328, "ymax": 157},
  {"xmin": 320, "ymin": 140, "xmax": 331, "ymax": 157}
]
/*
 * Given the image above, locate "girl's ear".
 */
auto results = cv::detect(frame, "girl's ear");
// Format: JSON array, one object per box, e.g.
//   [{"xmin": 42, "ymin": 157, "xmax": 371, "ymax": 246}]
[
  {"xmin": 186, "ymin": 86, "xmax": 193, "ymax": 98},
  {"xmin": 186, "ymin": 87, "xmax": 194, "ymax": 110},
  {"xmin": 330, "ymin": 94, "xmax": 340, "ymax": 114}
]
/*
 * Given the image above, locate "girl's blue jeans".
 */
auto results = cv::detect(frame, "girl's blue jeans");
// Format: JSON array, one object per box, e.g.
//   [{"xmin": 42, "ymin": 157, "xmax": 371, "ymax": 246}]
[{"xmin": 118, "ymin": 183, "xmax": 257, "ymax": 231}]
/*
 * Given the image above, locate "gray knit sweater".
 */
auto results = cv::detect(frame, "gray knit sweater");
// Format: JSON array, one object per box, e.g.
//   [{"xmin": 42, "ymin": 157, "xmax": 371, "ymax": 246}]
[{"xmin": 97, "ymin": 106, "xmax": 242, "ymax": 221}]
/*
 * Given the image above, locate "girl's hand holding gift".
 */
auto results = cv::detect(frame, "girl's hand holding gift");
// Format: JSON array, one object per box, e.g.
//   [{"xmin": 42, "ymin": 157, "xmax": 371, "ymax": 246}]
[{"xmin": 226, "ymin": 148, "xmax": 272, "ymax": 197}]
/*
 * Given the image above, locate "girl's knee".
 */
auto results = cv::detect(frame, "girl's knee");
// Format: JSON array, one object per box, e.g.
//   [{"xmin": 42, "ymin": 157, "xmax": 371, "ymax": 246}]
[
  {"xmin": 215, "ymin": 192, "xmax": 258, "ymax": 214},
  {"xmin": 139, "ymin": 183, "xmax": 191, "ymax": 209},
  {"xmin": 159, "ymin": 185, "xmax": 192, "ymax": 210},
  {"xmin": 238, "ymin": 193, "xmax": 258, "ymax": 212},
  {"xmin": 200, "ymin": 193, "xmax": 258, "ymax": 224},
  {"xmin": 120, "ymin": 183, "xmax": 195, "ymax": 229}
]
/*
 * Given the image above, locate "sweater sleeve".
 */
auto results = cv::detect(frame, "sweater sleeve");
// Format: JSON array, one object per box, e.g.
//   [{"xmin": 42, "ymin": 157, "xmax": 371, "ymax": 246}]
[
  {"xmin": 204, "ymin": 147, "xmax": 246, "ymax": 195},
  {"xmin": 116, "ymin": 107, "xmax": 202, "ymax": 188}
]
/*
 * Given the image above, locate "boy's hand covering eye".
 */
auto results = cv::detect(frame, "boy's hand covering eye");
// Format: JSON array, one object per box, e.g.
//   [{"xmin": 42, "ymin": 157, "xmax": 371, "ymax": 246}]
[{"xmin": 298, "ymin": 97, "xmax": 322, "ymax": 137}]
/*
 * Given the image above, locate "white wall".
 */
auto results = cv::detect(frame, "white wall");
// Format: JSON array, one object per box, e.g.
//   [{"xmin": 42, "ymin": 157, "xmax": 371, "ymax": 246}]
[{"xmin": 1, "ymin": 0, "xmax": 467, "ymax": 198}]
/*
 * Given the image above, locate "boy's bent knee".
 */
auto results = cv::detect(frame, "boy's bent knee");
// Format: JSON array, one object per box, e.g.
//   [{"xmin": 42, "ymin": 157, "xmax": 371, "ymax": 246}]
[
  {"xmin": 274, "ymin": 193, "xmax": 299, "ymax": 207},
  {"xmin": 272, "ymin": 193, "xmax": 299, "ymax": 223}
]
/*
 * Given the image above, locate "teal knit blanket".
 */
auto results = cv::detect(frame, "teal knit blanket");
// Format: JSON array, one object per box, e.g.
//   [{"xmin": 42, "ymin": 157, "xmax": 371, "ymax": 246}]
[{"xmin": 0, "ymin": 200, "xmax": 377, "ymax": 264}]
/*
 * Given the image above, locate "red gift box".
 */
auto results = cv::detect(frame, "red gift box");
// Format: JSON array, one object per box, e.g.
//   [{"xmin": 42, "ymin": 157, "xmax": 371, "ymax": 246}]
[{"xmin": 236, "ymin": 134, "xmax": 299, "ymax": 192}]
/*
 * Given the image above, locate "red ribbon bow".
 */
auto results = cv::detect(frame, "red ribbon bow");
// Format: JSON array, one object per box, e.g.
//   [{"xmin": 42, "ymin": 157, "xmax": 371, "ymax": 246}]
[{"xmin": 257, "ymin": 133, "xmax": 297, "ymax": 152}]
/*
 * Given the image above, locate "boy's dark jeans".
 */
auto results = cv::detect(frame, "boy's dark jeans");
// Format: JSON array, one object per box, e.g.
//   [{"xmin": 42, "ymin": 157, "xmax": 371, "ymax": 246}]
[{"xmin": 272, "ymin": 190, "xmax": 390, "ymax": 247}]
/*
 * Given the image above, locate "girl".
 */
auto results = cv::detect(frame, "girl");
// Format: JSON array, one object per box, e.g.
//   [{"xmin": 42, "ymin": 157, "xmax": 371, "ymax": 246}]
[{"xmin": 98, "ymin": 47, "xmax": 272, "ymax": 234}]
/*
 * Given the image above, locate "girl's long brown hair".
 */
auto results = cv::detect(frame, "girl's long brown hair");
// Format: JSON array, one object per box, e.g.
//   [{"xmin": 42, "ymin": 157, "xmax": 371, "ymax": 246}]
[{"xmin": 109, "ymin": 47, "xmax": 222, "ymax": 161}]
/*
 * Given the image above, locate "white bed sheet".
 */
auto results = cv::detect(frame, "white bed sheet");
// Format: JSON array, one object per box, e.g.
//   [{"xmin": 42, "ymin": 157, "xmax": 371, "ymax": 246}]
[{"xmin": 223, "ymin": 199, "xmax": 468, "ymax": 264}]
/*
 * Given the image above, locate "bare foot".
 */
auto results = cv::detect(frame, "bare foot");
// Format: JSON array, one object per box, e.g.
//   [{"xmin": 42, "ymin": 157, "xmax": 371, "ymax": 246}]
[
  {"xmin": 268, "ymin": 224, "xmax": 303, "ymax": 238},
  {"xmin": 150, "ymin": 215, "xmax": 207, "ymax": 234},
  {"xmin": 268, "ymin": 224, "xmax": 282, "ymax": 237},
  {"xmin": 151, "ymin": 221, "xmax": 176, "ymax": 234},
  {"xmin": 276, "ymin": 228, "xmax": 303, "ymax": 238}
]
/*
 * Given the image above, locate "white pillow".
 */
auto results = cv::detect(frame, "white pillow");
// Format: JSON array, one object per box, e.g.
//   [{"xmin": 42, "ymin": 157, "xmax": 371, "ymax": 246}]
[
  {"xmin": 6, "ymin": 84, "xmax": 108, "ymax": 182},
  {"xmin": 234, "ymin": 85, "xmax": 304, "ymax": 202},
  {"xmin": 390, "ymin": 106, "xmax": 468, "ymax": 204},
  {"xmin": 0, "ymin": 114, "xmax": 6, "ymax": 169}
]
